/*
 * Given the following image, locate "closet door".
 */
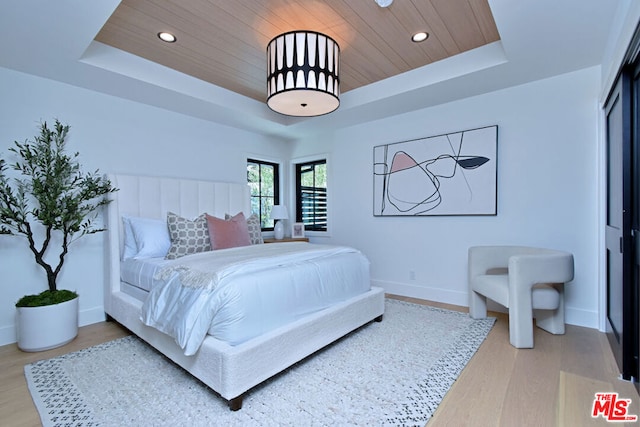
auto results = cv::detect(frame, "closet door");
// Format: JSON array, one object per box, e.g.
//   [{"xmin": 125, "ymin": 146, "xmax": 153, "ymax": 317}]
[
  {"xmin": 632, "ymin": 59, "xmax": 640, "ymax": 390},
  {"xmin": 604, "ymin": 71, "xmax": 635, "ymax": 381}
]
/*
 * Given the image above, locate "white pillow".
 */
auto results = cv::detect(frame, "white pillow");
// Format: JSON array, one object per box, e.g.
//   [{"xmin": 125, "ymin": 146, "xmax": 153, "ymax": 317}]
[
  {"xmin": 126, "ymin": 216, "xmax": 171, "ymax": 259},
  {"xmin": 121, "ymin": 216, "xmax": 138, "ymax": 259}
]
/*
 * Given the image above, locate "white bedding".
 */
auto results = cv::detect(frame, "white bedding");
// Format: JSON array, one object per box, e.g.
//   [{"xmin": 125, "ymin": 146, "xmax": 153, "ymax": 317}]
[
  {"xmin": 106, "ymin": 174, "xmax": 385, "ymax": 409},
  {"xmin": 120, "ymin": 257, "xmax": 170, "ymax": 292},
  {"xmin": 138, "ymin": 242, "xmax": 371, "ymax": 355}
]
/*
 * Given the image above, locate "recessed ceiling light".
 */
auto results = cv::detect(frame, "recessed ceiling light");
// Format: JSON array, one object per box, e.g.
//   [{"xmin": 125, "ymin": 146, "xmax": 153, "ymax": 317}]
[
  {"xmin": 412, "ymin": 32, "xmax": 429, "ymax": 43},
  {"xmin": 375, "ymin": 0, "xmax": 393, "ymax": 7},
  {"xmin": 157, "ymin": 32, "xmax": 177, "ymax": 43}
]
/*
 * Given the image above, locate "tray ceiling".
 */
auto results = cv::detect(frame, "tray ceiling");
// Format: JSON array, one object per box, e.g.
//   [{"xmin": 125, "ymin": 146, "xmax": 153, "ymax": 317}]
[{"xmin": 95, "ymin": 0, "xmax": 500, "ymax": 103}]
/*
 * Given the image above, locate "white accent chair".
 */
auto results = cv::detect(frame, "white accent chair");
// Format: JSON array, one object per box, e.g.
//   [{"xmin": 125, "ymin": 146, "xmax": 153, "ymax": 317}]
[{"xmin": 468, "ymin": 246, "xmax": 574, "ymax": 348}]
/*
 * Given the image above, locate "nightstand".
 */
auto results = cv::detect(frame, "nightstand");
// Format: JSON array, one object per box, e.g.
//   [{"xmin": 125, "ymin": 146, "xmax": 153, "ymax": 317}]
[{"xmin": 263, "ymin": 237, "xmax": 309, "ymax": 243}]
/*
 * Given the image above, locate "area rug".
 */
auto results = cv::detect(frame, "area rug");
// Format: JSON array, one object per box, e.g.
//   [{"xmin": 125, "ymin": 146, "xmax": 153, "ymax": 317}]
[{"xmin": 25, "ymin": 299, "xmax": 495, "ymax": 427}]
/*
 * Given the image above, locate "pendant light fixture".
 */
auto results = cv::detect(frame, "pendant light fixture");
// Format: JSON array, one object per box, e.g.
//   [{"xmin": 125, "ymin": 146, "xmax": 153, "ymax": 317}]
[{"xmin": 266, "ymin": 31, "xmax": 340, "ymax": 117}]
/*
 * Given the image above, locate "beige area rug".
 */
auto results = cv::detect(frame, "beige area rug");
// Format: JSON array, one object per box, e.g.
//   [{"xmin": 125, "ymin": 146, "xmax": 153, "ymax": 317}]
[{"xmin": 25, "ymin": 299, "xmax": 495, "ymax": 426}]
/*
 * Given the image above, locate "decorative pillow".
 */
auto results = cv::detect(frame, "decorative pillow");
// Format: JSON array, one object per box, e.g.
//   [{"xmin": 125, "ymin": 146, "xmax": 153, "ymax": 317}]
[
  {"xmin": 165, "ymin": 212, "xmax": 210, "ymax": 260},
  {"xmin": 207, "ymin": 212, "xmax": 251, "ymax": 250},
  {"xmin": 127, "ymin": 216, "xmax": 171, "ymax": 259},
  {"xmin": 121, "ymin": 216, "xmax": 138, "ymax": 259},
  {"xmin": 225, "ymin": 212, "xmax": 263, "ymax": 245}
]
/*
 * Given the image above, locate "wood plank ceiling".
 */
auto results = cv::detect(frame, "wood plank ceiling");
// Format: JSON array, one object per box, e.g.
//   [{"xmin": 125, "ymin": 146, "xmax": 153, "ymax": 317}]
[{"xmin": 95, "ymin": 0, "xmax": 500, "ymax": 103}]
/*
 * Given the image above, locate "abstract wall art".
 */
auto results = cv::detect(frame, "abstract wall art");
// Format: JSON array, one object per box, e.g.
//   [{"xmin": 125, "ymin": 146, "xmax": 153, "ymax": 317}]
[{"xmin": 373, "ymin": 125, "xmax": 497, "ymax": 216}]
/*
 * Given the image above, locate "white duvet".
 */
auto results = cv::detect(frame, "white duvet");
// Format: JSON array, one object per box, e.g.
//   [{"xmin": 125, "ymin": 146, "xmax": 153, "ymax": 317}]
[{"xmin": 140, "ymin": 242, "xmax": 369, "ymax": 355}]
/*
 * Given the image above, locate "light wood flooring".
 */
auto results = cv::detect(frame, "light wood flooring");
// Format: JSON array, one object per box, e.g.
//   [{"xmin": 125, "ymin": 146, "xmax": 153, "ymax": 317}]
[{"xmin": 1, "ymin": 295, "xmax": 638, "ymax": 426}]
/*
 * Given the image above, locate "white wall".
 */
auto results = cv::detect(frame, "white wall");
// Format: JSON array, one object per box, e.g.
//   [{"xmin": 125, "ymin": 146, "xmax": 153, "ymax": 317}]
[
  {"xmin": 0, "ymin": 62, "xmax": 608, "ymax": 346},
  {"xmin": 293, "ymin": 66, "xmax": 601, "ymax": 329},
  {"xmin": 600, "ymin": 0, "xmax": 640, "ymax": 99},
  {"xmin": 0, "ymin": 67, "xmax": 290, "ymax": 346}
]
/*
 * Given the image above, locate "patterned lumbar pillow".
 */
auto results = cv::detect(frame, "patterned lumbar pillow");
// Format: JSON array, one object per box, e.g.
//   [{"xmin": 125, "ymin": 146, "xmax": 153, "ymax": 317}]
[
  {"xmin": 226, "ymin": 212, "xmax": 263, "ymax": 245},
  {"xmin": 165, "ymin": 212, "xmax": 210, "ymax": 259}
]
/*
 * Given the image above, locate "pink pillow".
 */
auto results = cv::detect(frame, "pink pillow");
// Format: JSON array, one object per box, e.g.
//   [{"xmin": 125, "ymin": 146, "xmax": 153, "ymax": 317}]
[{"xmin": 206, "ymin": 212, "xmax": 251, "ymax": 250}]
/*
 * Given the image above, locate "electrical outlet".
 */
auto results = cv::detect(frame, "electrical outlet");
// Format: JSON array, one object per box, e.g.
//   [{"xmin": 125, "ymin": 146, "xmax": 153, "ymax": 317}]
[{"xmin": 409, "ymin": 270, "xmax": 416, "ymax": 280}]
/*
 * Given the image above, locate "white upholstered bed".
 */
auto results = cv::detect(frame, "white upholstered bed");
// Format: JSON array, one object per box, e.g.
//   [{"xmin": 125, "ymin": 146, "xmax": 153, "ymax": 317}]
[{"xmin": 104, "ymin": 174, "xmax": 385, "ymax": 410}]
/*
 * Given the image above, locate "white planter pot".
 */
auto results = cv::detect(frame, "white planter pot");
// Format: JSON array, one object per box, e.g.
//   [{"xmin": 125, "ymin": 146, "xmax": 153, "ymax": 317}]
[{"xmin": 16, "ymin": 296, "xmax": 79, "ymax": 352}]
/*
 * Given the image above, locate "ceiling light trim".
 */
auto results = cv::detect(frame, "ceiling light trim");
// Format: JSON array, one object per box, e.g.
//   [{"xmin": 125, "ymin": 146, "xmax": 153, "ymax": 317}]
[
  {"xmin": 412, "ymin": 32, "xmax": 429, "ymax": 43},
  {"xmin": 157, "ymin": 32, "xmax": 177, "ymax": 43},
  {"xmin": 266, "ymin": 30, "xmax": 340, "ymax": 117}
]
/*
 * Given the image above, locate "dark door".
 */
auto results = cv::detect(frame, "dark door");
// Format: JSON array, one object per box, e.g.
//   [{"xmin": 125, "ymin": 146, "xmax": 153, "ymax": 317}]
[
  {"xmin": 632, "ymin": 59, "xmax": 640, "ymax": 390},
  {"xmin": 604, "ymin": 70, "xmax": 636, "ymax": 382}
]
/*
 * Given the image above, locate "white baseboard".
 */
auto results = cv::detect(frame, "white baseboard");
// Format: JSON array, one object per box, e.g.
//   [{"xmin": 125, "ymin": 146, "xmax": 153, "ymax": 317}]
[
  {"xmin": 374, "ymin": 279, "xmax": 599, "ymax": 329},
  {"xmin": 0, "ymin": 293, "xmax": 600, "ymax": 348},
  {"xmin": 0, "ymin": 324, "xmax": 15, "ymax": 347},
  {"xmin": 565, "ymin": 307, "xmax": 599, "ymax": 330},
  {"xmin": 373, "ymin": 280, "xmax": 468, "ymax": 307},
  {"xmin": 79, "ymin": 306, "xmax": 107, "ymax": 327}
]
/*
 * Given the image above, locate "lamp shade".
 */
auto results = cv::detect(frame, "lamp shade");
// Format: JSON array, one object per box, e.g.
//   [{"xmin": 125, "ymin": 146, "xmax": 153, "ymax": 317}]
[
  {"xmin": 267, "ymin": 31, "xmax": 340, "ymax": 117},
  {"xmin": 270, "ymin": 205, "xmax": 289, "ymax": 220}
]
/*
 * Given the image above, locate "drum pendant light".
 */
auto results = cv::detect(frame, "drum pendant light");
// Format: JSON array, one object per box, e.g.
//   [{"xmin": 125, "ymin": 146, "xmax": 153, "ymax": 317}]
[{"xmin": 266, "ymin": 31, "xmax": 340, "ymax": 117}]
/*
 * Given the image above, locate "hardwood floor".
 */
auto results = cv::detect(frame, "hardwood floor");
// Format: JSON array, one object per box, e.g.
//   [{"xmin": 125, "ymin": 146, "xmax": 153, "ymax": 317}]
[
  {"xmin": 392, "ymin": 296, "xmax": 640, "ymax": 427},
  {"xmin": 1, "ymin": 297, "xmax": 638, "ymax": 426}
]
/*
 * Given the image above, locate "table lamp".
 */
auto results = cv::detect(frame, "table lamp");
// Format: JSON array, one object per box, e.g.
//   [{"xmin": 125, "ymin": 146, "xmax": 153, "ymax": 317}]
[{"xmin": 270, "ymin": 205, "xmax": 288, "ymax": 240}]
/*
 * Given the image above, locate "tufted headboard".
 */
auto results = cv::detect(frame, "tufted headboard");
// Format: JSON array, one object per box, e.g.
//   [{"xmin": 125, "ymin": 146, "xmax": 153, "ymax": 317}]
[{"xmin": 103, "ymin": 174, "xmax": 251, "ymax": 310}]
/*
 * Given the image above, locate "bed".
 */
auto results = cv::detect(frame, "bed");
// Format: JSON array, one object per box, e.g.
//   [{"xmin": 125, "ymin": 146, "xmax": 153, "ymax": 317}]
[{"xmin": 103, "ymin": 174, "xmax": 385, "ymax": 410}]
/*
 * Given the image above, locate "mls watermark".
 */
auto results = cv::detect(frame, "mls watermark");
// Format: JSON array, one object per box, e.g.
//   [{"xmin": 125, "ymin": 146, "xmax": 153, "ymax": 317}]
[{"xmin": 591, "ymin": 392, "xmax": 638, "ymax": 422}]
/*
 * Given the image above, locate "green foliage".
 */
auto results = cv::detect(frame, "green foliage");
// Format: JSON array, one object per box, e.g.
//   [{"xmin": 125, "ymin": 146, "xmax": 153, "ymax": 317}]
[
  {"xmin": 0, "ymin": 120, "xmax": 117, "ymax": 296},
  {"xmin": 247, "ymin": 160, "xmax": 276, "ymax": 228},
  {"xmin": 300, "ymin": 162, "xmax": 326, "ymax": 187},
  {"xmin": 15, "ymin": 289, "xmax": 78, "ymax": 307}
]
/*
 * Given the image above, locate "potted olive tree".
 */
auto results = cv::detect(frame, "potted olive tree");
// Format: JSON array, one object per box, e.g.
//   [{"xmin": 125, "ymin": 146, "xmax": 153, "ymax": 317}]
[{"xmin": 0, "ymin": 120, "xmax": 116, "ymax": 351}]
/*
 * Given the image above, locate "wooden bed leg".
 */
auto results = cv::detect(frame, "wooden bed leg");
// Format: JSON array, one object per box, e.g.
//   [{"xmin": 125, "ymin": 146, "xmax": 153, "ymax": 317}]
[
  {"xmin": 228, "ymin": 395, "xmax": 243, "ymax": 411},
  {"xmin": 374, "ymin": 314, "xmax": 383, "ymax": 322}
]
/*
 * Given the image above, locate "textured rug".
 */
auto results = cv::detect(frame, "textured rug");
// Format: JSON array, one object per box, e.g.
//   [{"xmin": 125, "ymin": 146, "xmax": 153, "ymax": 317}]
[{"xmin": 25, "ymin": 299, "xmax": 495, "ymax": 427}]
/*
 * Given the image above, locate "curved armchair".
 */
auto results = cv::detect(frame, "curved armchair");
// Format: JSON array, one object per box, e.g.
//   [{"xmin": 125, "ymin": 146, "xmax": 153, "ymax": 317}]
[{"xmin": 468, "ymin": 246, "xmax": 574, "ymax": 348}]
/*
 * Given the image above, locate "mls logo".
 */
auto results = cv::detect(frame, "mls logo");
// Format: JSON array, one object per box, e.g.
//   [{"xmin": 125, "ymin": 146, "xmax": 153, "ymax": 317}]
[{"xmin": 592, "ymin": 392, "xmax": 638, "ymax": 422}]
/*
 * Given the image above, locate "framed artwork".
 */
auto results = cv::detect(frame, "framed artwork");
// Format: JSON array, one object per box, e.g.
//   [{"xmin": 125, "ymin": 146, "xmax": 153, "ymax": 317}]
[
  {"xmin": 292, "ymin": 222, "xmax": 305, "ymax": 238},
  {"xmin": 373, "ymin": 125, "xmax": 497, "ymax": 216}
]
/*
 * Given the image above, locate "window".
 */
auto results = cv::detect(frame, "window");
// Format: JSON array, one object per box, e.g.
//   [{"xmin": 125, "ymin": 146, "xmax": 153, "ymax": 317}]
[
  {"xmin": 247, "ymin": 159, "xmax": 279, "ymax": 230},
  {"xmin": 296, "ymin": 159, "xmax": 327, "ymax": 232}
]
